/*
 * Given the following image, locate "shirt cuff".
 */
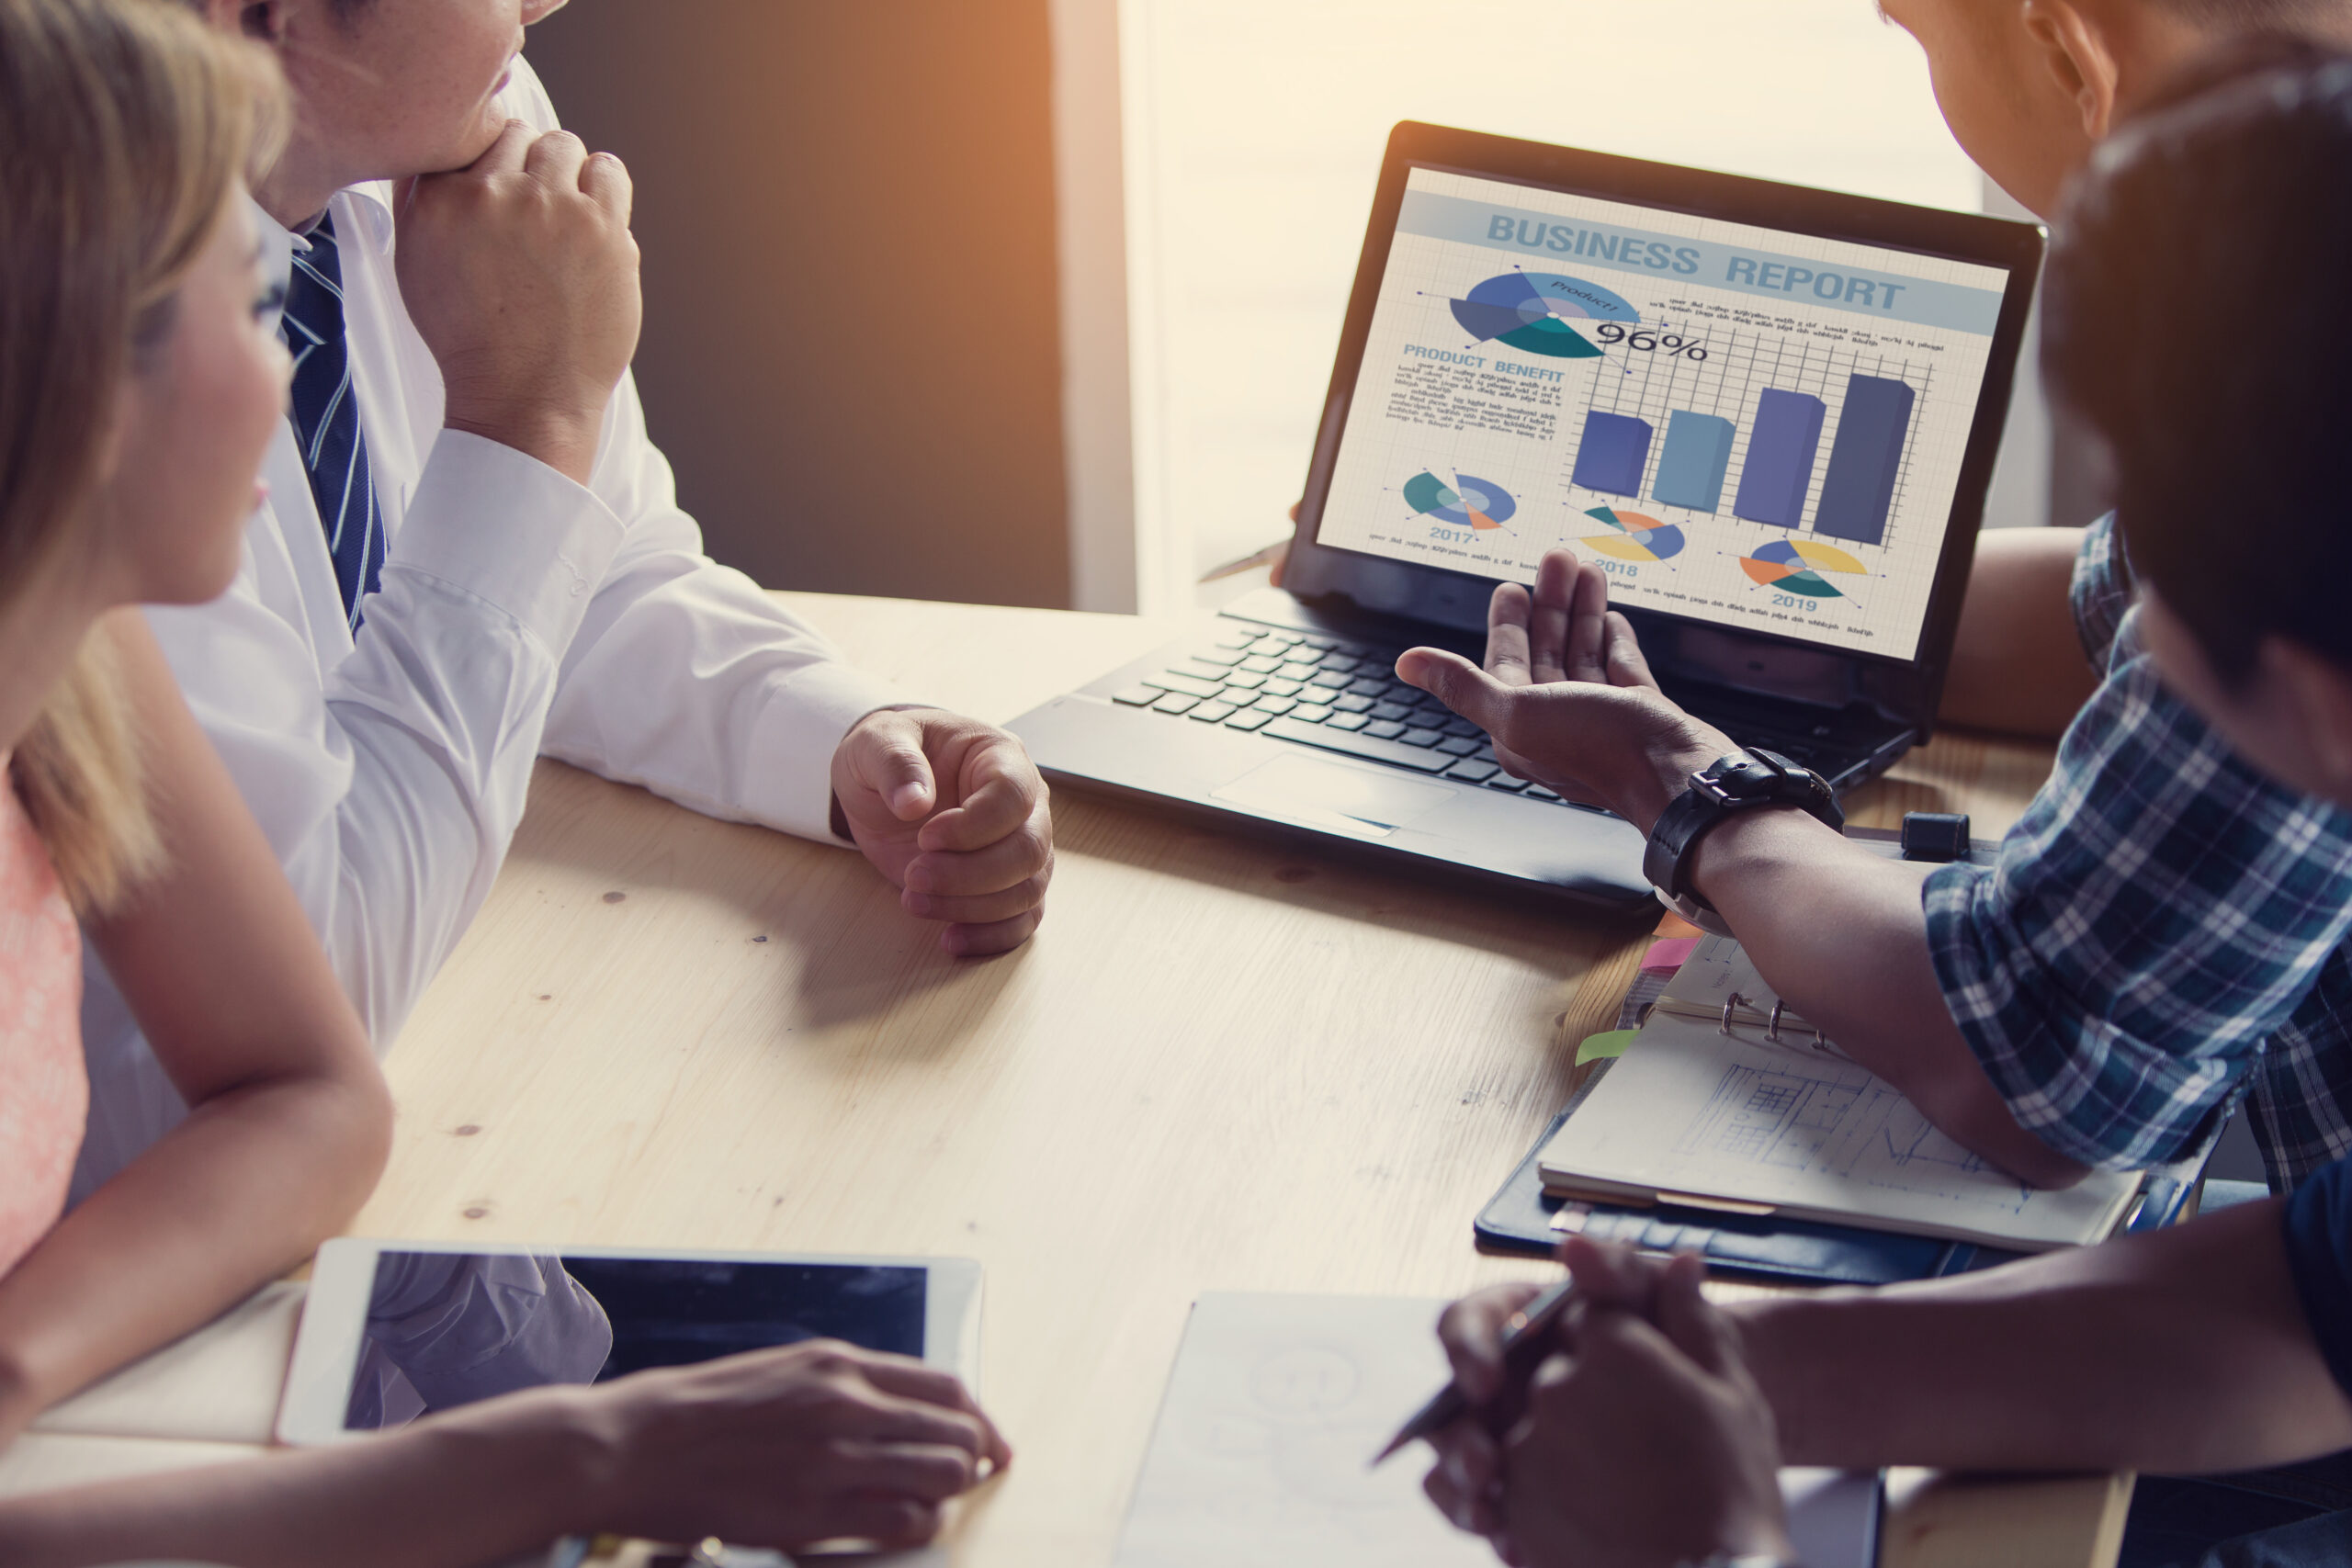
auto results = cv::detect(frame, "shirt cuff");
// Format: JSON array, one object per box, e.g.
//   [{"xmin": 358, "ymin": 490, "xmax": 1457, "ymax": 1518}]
[
  {"xmin": 390, "ymin": 430, "xmax": 628, "ymax": 657},
  {"xmin": 739, "ymin": 660, "xmax": 930, "ymax": 844}
]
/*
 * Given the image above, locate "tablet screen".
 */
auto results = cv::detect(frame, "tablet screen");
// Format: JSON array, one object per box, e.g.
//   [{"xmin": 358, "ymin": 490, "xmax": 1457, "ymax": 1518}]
[
  {"xmin": 1312, "ymin": 165, "xmax": 2018, "ymax": 664},
  {"xmin": 339, "ymin": 1251, "xmax": 927, "ymax": 1431}
]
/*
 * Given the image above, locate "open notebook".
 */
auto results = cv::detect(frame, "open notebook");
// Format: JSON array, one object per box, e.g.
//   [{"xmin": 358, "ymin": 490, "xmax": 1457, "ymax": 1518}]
[
  {"xmin": 1113, "ymin": 1292, "xmax": 1878, "ymax": 1568},
  {"xmin": 1537, "ymin": 935, "xmax": 2143, "ymax": 1251}
]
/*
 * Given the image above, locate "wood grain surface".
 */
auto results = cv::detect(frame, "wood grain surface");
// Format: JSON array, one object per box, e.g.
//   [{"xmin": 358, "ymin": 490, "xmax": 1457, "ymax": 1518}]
[{"xmin": 347, "ymin": 593, "xmax": 2116, "ymax": 1567}]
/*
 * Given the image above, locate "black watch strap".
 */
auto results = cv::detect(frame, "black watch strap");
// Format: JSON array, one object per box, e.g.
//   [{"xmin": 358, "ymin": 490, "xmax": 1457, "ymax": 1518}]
[{"xmin": 1642, "ymin": 749, "xmax": 1843, "ymax": 914}]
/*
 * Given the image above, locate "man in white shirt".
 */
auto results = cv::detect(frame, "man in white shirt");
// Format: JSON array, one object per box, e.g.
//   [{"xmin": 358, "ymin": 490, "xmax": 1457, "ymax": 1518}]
[{"xmin": 76, "ymin": 0, "xmax": 1057, "ymax": 1190}]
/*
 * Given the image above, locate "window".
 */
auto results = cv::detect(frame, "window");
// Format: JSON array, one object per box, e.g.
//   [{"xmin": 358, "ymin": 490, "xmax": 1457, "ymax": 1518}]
[{"xmin": 1104, "ymin": 0, "xmax": 1982, "ymax": 610}]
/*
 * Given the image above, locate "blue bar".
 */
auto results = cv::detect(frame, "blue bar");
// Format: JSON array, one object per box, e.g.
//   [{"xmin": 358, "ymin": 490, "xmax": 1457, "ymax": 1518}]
[
  {"xmin": 1734, "ymin": 389, "xmax": 1827, "ymax": 528},
  {"xmin": 1573, "ymin": 412, "xmax": 1654, "ymax": 497},
  {"xmin": 1652, "ymin": 412, "xmax": 1737, "ymax": 513},
  {"xmin": 1814, "ymin": 375, "xmax": 1917, "ymax": 547}
]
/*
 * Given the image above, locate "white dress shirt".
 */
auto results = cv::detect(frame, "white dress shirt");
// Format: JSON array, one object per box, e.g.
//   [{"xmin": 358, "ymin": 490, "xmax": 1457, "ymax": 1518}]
[{"xmin": 72, "ymin": 61, "xmax": 908, "ymax": 1196}]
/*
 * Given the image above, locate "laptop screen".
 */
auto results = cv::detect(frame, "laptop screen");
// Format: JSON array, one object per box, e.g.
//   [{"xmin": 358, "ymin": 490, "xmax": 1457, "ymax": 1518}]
[{"xmin": 1311, "ymin": 165, "xmax": 2018, "ymax": 665}]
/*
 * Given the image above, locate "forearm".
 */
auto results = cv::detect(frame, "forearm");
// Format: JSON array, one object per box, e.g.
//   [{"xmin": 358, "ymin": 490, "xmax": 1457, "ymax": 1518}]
[
  {"xmin": 540, "ymin": 537, "xmax": 903, "ymax": 847},
  {"xmin": 0, "ymin": 1072, "xmax": 386, "ymax": 1431},
  {"xmin": 1938, "ymin": 527, "xmax": 2096, "ymax": 738},
  {"xmin": 1689, "ymin": 810, "xmax": 2087, "ymax": 1187},
  {"xmin": 1736, "ymin": 1200, "xmax": 2352, "ymax": 1473},
  {"xmin": 0, "ymin": 1388, "xmax": 602, "ymax": 1568}
]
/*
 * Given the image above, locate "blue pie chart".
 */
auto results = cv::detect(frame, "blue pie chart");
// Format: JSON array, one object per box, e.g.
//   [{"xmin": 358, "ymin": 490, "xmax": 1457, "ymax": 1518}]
[{"xmin": 1450, "ymin": 272, "xmax": 1639, "ymax": 359}]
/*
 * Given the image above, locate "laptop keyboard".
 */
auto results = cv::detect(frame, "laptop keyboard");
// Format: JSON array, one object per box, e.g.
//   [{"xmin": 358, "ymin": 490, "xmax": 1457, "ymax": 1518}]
[{"xmin": 1107, "ymin": 623, "xmax": 1600, "ymax": 808}]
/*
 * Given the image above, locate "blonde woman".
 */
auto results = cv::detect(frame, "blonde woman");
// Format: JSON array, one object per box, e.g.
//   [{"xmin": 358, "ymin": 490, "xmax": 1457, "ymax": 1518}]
[{"xmin": 0, "ymin": 3, "xmax": 1001, "ymax": 1562}]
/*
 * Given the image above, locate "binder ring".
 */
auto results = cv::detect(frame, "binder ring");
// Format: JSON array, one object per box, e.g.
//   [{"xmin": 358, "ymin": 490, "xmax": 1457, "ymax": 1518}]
[
  {"xmin": 1766, "ymin": 998, "xmax": 1787, "ymax": 1043},
  {"xmin": 1721, "ymin": 993, "xmax": 1746, "ymax": 1036}
]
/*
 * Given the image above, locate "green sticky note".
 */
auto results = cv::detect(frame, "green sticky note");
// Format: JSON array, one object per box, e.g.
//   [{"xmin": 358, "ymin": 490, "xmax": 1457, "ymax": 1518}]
[{"xmin": 1575, "ymin": 1029, "xmax": 1639, "ymax": 1066}]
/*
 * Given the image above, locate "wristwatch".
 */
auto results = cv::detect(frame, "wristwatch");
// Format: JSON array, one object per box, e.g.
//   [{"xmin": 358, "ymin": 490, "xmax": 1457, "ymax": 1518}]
[{"xmin": 1643, "ymin": 748, "xmax": 1843, "ymax": 933}]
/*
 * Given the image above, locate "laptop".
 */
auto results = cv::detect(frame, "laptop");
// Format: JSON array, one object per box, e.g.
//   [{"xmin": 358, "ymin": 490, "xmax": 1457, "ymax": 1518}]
[{"xmin": 1010, "ymin": 121, "xmax": 2043, "ymax": 915}]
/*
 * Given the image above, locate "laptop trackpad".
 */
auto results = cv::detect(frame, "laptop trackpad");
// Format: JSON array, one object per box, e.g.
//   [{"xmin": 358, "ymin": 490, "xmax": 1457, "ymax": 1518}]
[{"xmin": 1211, "ymin": 753, "xmax": 1454, "ymax": 840}]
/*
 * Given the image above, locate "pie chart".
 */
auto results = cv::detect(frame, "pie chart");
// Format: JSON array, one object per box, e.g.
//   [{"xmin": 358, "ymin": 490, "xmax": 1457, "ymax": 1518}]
[
  {"xmin": 1580, "ymin": 505, "xmax": 1685, "ymax": 563},
  {"xmin": 1740, "ymin": 538, "xmax": 1867, "ymax": 599},
  {"xmin": 1405, "ymin": 470, "xmax": 1516, "ymax": 531},
  {"xmin": 1450, "ymin": 272, "xmax": 1637, "ymax": 360}
]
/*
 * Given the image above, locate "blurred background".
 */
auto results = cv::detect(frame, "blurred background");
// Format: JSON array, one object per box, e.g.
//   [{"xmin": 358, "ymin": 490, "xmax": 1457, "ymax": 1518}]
[{"xmin": 526, "ymin": 0, "xmax": 2089, "ymax": 616}]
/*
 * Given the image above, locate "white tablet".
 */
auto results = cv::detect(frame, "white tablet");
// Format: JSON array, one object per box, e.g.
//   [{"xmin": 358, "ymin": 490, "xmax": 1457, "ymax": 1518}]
[{"xmin": 277, "ymin": 1238, "xmax": 982, "ymax": 1447}]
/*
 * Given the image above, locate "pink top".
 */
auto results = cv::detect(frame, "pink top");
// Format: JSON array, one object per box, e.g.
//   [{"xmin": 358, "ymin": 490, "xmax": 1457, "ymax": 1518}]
[{"xmin": 0, "ymin": 761, "xmax": 85, "ymax": 1279}]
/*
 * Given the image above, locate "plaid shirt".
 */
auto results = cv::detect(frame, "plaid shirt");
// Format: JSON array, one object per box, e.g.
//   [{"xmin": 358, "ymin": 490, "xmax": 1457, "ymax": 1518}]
[{"xmin": 1923, "ymin": 514, "xmax": 2352, "ymax": 1187}]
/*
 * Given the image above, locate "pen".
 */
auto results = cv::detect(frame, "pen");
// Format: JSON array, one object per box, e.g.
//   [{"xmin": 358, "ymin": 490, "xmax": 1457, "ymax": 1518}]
[{"xmin": 1371, "ymin": 1276, "xmax": 1577, "ymax": 1466}]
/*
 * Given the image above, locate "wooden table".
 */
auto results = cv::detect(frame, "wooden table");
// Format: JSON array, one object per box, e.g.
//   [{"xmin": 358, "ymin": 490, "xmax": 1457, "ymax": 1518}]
[{"xmin": 340, "ymin": 592, "xmax": 2119, "ymax": 1567}]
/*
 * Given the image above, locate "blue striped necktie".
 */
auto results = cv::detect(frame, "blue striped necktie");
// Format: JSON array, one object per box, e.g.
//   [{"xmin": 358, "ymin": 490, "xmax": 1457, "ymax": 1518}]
[{"xmin": 281, "ymin": 211, "xmax": 385, "ymax": 628}]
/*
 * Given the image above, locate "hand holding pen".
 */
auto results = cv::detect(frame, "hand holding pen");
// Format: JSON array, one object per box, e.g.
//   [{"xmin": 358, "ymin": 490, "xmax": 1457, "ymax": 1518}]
[
  {"xmin": 1406, "ymin": 1238, "xmax": 1796, "ymax": 1568},
  {"xmin": 1395, "ymin": 1241, "xmax": 1683, "ymax": 1545}
]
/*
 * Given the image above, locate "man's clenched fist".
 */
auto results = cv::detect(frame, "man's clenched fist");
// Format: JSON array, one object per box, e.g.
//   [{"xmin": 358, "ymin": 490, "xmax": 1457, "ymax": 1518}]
[
  {"xmin": 831, "ymin": 709, "xmax": 1054, "ymax": 956},
  {"xmin": 396, "ymin": 120, "xmax": 640, "ymax": 485}
]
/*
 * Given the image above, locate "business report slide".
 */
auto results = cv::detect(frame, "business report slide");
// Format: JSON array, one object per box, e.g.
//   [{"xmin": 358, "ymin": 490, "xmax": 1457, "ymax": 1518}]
[{"xmin": 1316, "ymin": 168, "xmax": 2013, "ymax": 660}]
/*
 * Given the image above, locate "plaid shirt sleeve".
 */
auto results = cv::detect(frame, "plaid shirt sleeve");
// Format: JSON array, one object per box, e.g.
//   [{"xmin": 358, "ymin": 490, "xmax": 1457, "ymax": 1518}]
[
  {"xmin": 2069, "ymin": 513, "xmax": 2133, "ymax": 671},
  {"xmin": 1922, "ymin": 515, "xmax": 2352, "ymax": 1172}
]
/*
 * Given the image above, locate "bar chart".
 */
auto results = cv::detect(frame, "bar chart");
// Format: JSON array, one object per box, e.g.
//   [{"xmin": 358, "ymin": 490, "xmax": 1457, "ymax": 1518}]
[
  {"xmin": 1814, "ymin": 376, "xmax": 1917, "ymax": 547},
  {"xmin": 1654, "ymin": 412, "xmax": 1736, "ymax": 512},
  {"xmin": 1572, "ymin": 412, "xmax": 1654, "ymax": 497},
  {"xmin": 1562, "ymin": 321, "xmax": 1931, "ymax": 555},
  {"xmin": 1736, "ymin": 389, "xmax": 1827, "ymax": 527}
]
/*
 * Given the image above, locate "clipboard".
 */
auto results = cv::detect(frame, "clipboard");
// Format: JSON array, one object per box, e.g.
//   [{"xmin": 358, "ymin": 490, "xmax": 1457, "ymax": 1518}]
[{"xmin": 1475, "ymin": 1106, "xmax": 2217, "ymax": 1284}]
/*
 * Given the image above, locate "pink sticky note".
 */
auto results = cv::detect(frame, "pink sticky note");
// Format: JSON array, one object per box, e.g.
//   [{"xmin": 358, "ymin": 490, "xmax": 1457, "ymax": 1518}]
[{"xmin": 1640, "ymin": 935, "xmax": 1700, "ymax": 976}]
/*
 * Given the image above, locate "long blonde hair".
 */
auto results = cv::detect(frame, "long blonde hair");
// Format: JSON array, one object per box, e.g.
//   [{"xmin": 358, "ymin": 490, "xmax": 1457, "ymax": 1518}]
[{"xmin": 0, "ymin": 0, "xmax": 281, "ymax": 914}]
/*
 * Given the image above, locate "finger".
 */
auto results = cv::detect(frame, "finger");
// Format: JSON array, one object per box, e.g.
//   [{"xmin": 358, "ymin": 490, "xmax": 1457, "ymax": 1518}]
[
  {"xmin": 1571, "ymin": 1308, "xmax": 1690, "ymax": 1393},
  {"xmin": 860, "ymin": 1359, "xmax": 1014, "ymax": 1469},
  {"xmin": 1438, "ymin": 1285, "xmax": 1540, "ymax": 1404},
  {"xmin": 1559, "ymin": 1235, "xmax": 1664, "ymax": 1314},
  {"xmin": 820, "ymin": 1492, "xmax": 943, "ymax": 1549},
  {"xmin": 915, "ymin": 744, "xmax": 1043, "ymax": 852},
  {"xmin": 522, "ymin": 128, "xmax": 589, "ymax": 190},
  {"xmin": 1424, "ymin": 1424, "xmax": 1504, "ymax": 1536},
  {"xmin": 580, "ymin": 148, "xmax": 633, "ymax": 227},
  {"xmin": 1396, "ymin": 648, "xmax": 1511, "ymax": 733},
  {"xmin": 1654, "ymin": 1251, "xmax": 1743, "ymax": 1381},
  {"xmin": 1485, "ymin": 583, "xmax": 1536, "ymax": 687},
  {"xmin": 469, "ymin": 118, "xmax": 534, "ymax": 177},
  {"xmin": 904, "ymin": 809, "xmax": 1050, "ymax": 898},
  {"xmin": 902, "ymin": 872, "xmax": 1049, "ymax": 929},
  {"xmin": 1530, "ymin": 552, "xmax": 1578, "ymax": 684},
  {"xmin": 848, "ymin": 713, "xmax": 938, "ymax": 820},
  {"xmin": 855, "ymin": 1397, "xmax": 993, "ymax": 1464},
  {"xmin": 841, "ymin": 1439, "xmax": 985, "ymax": 1503},
  {"xmin": 939, "ymin": 906, "xmax": 1044, "ymax": 958},
  {"xmin": 1602, "ymin": 610, "xmax": 1661, "ymax": 693},
  {"xmin": 1565, "ymin": 558, "xmax": 1611, "ymax": 682}
]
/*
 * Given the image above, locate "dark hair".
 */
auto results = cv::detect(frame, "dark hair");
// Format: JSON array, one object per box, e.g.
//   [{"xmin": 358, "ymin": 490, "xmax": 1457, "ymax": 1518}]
[
  {"xmin": 2156, "ymin": 0, "xmax": 2343, "ymax": 27},
  {"xmin": 2043, "ymin": 51, "xmax": 2352, "ymax": 685}
]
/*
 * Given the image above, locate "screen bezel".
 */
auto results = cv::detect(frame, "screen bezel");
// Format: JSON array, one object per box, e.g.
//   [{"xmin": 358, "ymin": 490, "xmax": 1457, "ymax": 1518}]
[
  {"xmin": 277, "ymin": 1238, "xmax": 984, "ymax": 1447},
  {"xmin": 1283, "ymin": 121, "xmax": 2046, "ymax": 732}
]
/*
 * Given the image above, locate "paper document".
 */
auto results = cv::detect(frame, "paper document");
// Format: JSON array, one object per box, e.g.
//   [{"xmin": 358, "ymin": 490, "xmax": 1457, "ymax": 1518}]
[
  {"xmin": 1112, "ymin": 1292, "xmax": 1877, "ymax": 1568},
  {"xmin": 1654, "ymin": 933, "xmax": 1833, "ymax": 1045},
  {"xmin": 1540, "ymin": 1004, "xmax": 2141, "ymax": 1248},
  {"xmin": 33, "ymin": 1280, "xmax": 302, "ymax": 1445}
]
